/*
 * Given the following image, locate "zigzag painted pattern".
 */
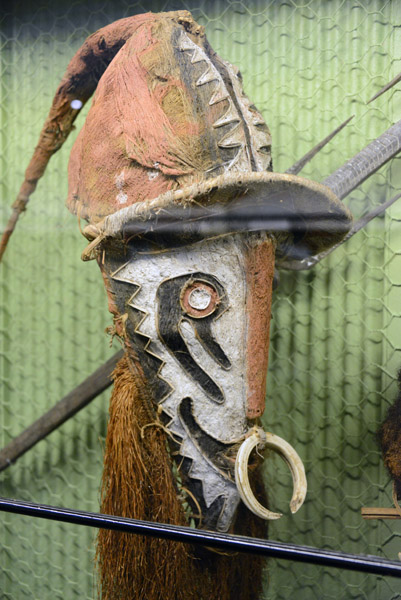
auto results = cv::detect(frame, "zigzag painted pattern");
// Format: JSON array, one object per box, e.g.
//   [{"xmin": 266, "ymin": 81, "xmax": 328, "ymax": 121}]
[
  {"xmin": 179, "ymin": 32, "xmax": 272, "ymax": 173},
  {"xmin": 110, "ymin": 263, "xmax": 238, "ymax": 512}
]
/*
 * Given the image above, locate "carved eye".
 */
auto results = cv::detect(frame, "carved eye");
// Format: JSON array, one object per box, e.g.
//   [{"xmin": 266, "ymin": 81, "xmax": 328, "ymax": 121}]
[{"xmin": 180, "ymin": 280, "xmax": 220, "ymax": 318}]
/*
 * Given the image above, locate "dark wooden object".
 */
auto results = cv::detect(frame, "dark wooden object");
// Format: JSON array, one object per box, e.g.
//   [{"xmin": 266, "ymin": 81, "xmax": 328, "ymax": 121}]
[{"xmin": 0, "ymin": 349, "xmax": 124, "ymax": 472}]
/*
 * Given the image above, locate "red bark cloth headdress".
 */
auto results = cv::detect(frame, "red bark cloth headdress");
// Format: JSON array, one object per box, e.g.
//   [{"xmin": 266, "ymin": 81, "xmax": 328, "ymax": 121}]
[{"xmin": 70, "ymin": 12, "xmax": 351, "ymax": 261}]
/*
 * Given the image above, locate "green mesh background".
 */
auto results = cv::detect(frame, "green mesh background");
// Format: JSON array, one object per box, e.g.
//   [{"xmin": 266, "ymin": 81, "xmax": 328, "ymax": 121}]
[{"xmin": 1, "ymin": 0, "xmax": 401, "ymax": 598}]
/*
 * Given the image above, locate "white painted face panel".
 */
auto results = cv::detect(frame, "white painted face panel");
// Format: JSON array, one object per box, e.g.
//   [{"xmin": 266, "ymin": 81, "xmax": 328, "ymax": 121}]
[
  {"xmin": 111, "ymin": 234, "xmax": 250, "ymax": 531},
  {"xmin": 114, "ymin": 234, "xmax": 249, "ymax": 442}
]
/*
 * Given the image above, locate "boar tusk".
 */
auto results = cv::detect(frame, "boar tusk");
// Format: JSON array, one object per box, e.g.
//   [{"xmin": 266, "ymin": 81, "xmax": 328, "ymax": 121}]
[{"xmin": 234, "ymin": 426, "xmax": 307, "ymax": 520}]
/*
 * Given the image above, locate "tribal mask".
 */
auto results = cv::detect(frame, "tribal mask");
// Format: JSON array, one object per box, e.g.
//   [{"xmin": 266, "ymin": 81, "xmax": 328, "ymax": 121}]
[
  {"xmin": 28, "ymin": 10, "xmax": 353, "ymax": 532},
  {"xmin": 103, "ymin": 231, "xmax": 278, "ymax": 531}
]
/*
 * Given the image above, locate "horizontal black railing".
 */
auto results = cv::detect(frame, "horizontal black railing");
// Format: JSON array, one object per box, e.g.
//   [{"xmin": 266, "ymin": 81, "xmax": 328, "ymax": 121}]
[{"xmin": 0, "ymin": 496, "xmax": 400, "ymax": 577}]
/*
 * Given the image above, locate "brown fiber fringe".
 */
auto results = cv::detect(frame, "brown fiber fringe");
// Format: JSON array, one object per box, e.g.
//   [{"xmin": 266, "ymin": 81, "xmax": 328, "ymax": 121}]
[{"xmin": 96, "ymin": 355, "xmax": 267, "ymax": 600}]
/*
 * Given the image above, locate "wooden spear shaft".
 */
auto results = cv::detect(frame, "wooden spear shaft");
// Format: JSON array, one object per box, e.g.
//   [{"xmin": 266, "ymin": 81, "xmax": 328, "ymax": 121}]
[{"xmin": 0, "ymin": 349, "xmax": 124, "ymax": 472}]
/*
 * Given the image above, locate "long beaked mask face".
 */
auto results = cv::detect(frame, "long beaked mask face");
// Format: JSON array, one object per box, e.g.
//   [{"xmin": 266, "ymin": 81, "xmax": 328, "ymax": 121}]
[
  {"xmin": 68, "ymin": 12, "xmax": 314, "ymax": 533},
  {"xmin": 102, "ymin": 230, "xmax": 306, "ymax": 531},
  {"xmin": 4, "ymin": 6, "xmax": 368, "ymax": 541},
  {"xmin": 53, "ymin": 10, "xmax": 342, "ymax": 534}
]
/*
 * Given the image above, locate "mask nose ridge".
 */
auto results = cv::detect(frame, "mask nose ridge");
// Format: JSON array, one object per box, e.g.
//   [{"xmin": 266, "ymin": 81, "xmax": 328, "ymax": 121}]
[{"xmin": 244, "ymin": 235, "xmax": 275, "ymax": 420}]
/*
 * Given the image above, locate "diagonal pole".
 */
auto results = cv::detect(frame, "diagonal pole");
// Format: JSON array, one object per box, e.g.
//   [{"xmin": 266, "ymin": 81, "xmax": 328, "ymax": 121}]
[
  {"xmin": 0, "ymin": 349, "xmax": 124, "ymax": 472},
  {"xmin": 1, "ymin": 496, "xmax": 401, "ymax": 577},
  {"xmin": 285, "ymin": 115, "xmax": 354, "ymax": 175},
  {"xmin": 322, "ymin": 120, "xmax": 401, "ymax": 200},
  {"xmin": 367, "ymin": 71, "xmax": 401, "ymax": 104}
]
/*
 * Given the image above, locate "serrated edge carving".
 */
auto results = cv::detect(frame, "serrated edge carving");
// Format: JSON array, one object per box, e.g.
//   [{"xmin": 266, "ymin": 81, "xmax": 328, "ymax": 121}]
[
  {"xmin": 224, "ymin": 60, "xmax": 272, "ymax": 171},
  {"xmin": 178, "ymin": 32, "xmax": 245, "ymax": 172},
  {"xmin": 111, "ymin": 261, "xmax": 237, "ymax": 510},
  {"xmin": 196, "ymin": 65, "xmax": 219, "ymax": 87},
  {"xmin": 213, "ymin": 103, "xmax": 240, "ymax": 129},
  {"xmin": 111, "ymin": 263, "xmax": 175, "ymax": 414},
  {"xmin": 217, "ymin": 123, "xmax": 244, "ymax": 149}
]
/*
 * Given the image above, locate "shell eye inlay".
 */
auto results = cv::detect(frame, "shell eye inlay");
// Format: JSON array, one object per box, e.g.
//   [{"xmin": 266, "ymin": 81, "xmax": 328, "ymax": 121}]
[
  {"xmin": 181, "ymin": 280, "xmax": 219, "ymax": 318},
  {"xmin": 189, "ymin": 288, "xmax": 211, "ymax": 310}
]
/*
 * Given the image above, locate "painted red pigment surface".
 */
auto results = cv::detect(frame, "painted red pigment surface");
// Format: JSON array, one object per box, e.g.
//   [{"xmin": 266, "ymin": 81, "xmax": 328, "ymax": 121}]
[
  {"xmin": 245, "ymin": 238, "xmax": 275, "ymax": 420},
  {"xmin": 67, "ymin": 13, "xmax": 213, "ymax": 222}
]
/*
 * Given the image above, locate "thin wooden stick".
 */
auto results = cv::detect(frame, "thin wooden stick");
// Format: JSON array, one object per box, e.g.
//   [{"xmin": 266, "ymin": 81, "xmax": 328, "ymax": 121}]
[
  {"xmin": 368, "ymin": 71, "xmax": 401, "ymax": 104},
  {"xmin": 285, "ymin": 116, "xmax": 354, "ymax": 175},
  {"xmin": 0, "ymin": 349, "xmax": 124, "ymax": 472},
  {"xmin": 361, "ymin": 485, "xmax": 401, "ymax": 520}
]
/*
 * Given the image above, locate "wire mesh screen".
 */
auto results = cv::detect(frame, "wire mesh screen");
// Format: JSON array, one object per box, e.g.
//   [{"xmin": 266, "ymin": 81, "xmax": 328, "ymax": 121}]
[{"xmin": 1, "ymin": 0, "xmax": 401, "ymax": 598}]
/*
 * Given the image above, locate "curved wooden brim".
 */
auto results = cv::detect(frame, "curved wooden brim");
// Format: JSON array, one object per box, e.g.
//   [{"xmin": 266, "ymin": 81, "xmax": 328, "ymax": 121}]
[{"xmin": 83, "ymin": 172, "xmax": 353, "ymax": 261}]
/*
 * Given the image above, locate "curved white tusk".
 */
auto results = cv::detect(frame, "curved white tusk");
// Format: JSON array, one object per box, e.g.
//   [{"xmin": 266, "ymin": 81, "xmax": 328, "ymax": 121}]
[{"xmin": 234, "ymin": 426, "xmax": 307, "ymax": 520}]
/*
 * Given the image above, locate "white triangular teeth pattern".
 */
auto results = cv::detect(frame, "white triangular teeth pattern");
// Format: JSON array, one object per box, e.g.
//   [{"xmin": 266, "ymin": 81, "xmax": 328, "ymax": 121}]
[
  {"xmin": 179, "ymin": 437, "xmax": 199, "ymax": 462},
  {"xmin": 132, "ymin": 311, "xmax": 153, "ymax": 338},
  {"xmin": 186, "ymin": 458, "xmax": 207, "ymax": 478},
  {"xmin": 159, "ymin": 393, "xmax": 175, "ymax": 413},
  {"xmin": 178, "ymin": 436, "xmax": 236, "ymax": 508},
  {"xmin": 111, "ymin": 265, "xmax": 173, "ymax": 405},
  {"xmin": 213, "ymin": 103, "xmax": 240, "ymax": 128},
  {"xmin": 218, "ymin": 123, "xmax": 245, "ymax": 149},
  {"xmin": 222, "ymin": 148, "xmax": 245, "ymax": 172},
  {"xmin": 178, "ymin": 438, "xmax": 220, "ymax": 507},
  {"xmin": 111, "ymin": 263, "xmax": 237, "ymax": 519},
  {"xmin": 110, "ymin": 249, "xmax": 244, "ymax": 522},
  {"xmin": 196, "ymin": 65, "xmax": 219, "ymax": 86},
  {"xmin": 252, "ymin": 115, "xmax": 267, "ymax": 126},
  {"xmin": 189, "ymin": 457, "xmax": 229, "ymax": 507},
  {"xmin": 167, "ymin": 415, "xmax": 186, "ymax": 438},
  {"xmin": 178, "ymin": 37, "xmax": 195, "ymax": 52},
  {"xmin": 112, "ymin": 265, "xmax": 228, "ymax": 510},
  {"xmin": 218, "ymin": 58, "xmax": 272, "ymax": 171},
  {"xmin": 252, "ymin": 127, "xmax": 271, "ymax": 148},
  {"xmin": 253, "ymin": 130, "xmax": 272, "ymax": 170},
  {"xmin": 178, "ymin": 32, "xmax": 230, "ymax": 108},
  {"xmin": 209, "ymin": 87, "xmax": 230, "ymax": 106},
  {"xmin": 190, "ymin": 46, "xmax": 205, "ymax": 64}
]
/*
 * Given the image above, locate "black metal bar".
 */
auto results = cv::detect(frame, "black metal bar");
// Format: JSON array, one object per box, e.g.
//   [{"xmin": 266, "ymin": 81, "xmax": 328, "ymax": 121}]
[{"xmin": 0, "ymin": 497, "xmax": 400, "ymax": 577}]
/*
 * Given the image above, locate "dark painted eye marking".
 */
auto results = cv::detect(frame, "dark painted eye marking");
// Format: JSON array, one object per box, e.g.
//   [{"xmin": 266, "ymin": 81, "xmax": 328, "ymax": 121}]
[
  {"xmin": 179, "ymin": 397, "xmax": 234, "ymax": 480},
  {"xmin": 156, "ymin": 272, "xmax": 231, "ymax": 404}
]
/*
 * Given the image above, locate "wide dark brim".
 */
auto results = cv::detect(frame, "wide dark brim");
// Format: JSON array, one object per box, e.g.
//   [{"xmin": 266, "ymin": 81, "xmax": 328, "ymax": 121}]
[{"xmin": 82, "ymin": 172, "xmax": 353, "ymax": 261}]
